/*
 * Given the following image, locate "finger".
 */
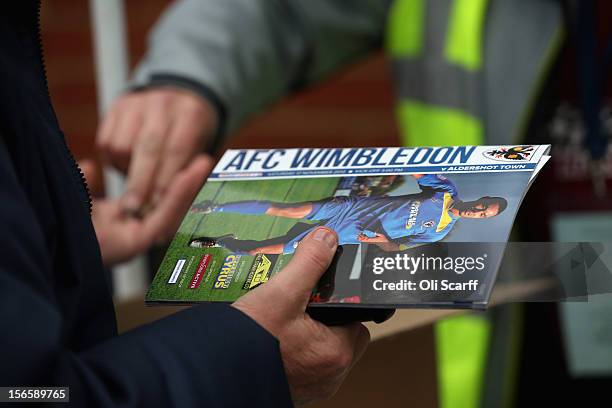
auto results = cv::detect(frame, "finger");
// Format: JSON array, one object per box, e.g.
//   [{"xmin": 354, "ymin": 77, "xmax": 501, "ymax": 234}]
[
  {"xmin": 266, "ymin": 227, "xmax": 338, "ymax": 308},
  {"xmin": 140, "ymin": 155, "xmax": 213, "ymax": 242},
  {"xmin": 152, "ymin": 111, "xmax": 208, "ymax": 203},
  {"xmin": 96, "ymin": 103, "xmax": 118, "ymax": 151},
  {"xmin": 107, "ymin": 122, "xmax": 139, "ymax": 173},
  {"xmin": 350, "ymin": 323, "xmax": 370, "ymax": 367},
  {"xmin": 329, "ymin": 323, "xmax": 370, "ymax": 370},
  {"xmin": 96, "ymin": 94, "xmax": 133, "ymax": 149},
  {"xmin": 121, "ymin": 100, "xmax": 170, "ymax": 212},
  {"xmin": 328, "ymin": 323, "xmax": 366, "ymax": 348},
  {"xmin": 103, "ymin": 97, "xmax": 144, "ymax": 172}
]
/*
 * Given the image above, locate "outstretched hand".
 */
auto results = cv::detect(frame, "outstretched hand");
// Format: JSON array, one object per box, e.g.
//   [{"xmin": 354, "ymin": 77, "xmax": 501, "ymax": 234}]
[
  {"xmin": 233, "ymin": 228, "xmax": 370, "ymax": 405},
  {"xmin": 80, "ymin": 156, "xmax": 212, "ymax": 266},
  {"xmin": 96, "ymin": 87, "xmax": 218, "ymax": 215}
]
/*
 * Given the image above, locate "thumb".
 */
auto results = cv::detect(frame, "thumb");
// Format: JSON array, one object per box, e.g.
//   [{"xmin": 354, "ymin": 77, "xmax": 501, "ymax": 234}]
[{"xmin": 266, "ymin": 227, "xmax": 338, "ymax": 309}]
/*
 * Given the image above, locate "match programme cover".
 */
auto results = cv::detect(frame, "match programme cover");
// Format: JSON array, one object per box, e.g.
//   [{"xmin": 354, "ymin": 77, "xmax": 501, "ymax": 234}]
[{"xmin": 146, "ymin": 145, "xmax": 550, "ymax": 309}]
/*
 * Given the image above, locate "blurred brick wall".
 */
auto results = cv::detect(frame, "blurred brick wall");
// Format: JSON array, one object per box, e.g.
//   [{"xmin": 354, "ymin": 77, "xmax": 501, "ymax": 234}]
[
  {"xmin": 41, "ymin": 0, "xmax": 98, "ymax": 160},
  {"xmin": 41, "ymin": 0, "xmax": 399, "ymax": 191},
  {"xmin": 40, "ymin": 0, "xmax": 172, "ymax": 160}
]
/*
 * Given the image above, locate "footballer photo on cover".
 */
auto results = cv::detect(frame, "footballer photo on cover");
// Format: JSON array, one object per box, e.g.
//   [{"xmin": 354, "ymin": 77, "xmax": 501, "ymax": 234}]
[{"xmin": 145, "ymin": 145, "xmax": 550, "ymax": 308}]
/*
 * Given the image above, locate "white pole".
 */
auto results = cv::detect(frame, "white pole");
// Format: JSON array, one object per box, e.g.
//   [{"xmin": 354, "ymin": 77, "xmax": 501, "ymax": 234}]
[{"xmin": 89, "ymin": 0, "xmax": 148, "ymax": 300}]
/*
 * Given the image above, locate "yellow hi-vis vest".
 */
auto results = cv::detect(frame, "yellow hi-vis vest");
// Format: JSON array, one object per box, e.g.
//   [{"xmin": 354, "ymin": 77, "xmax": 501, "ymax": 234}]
[
  {"xmin": 387, "ymin": 0, "xmax": 487, "ymax": 147},
  {"xmin": 385, "ymin": 1, "xmax": 564, "ymax": 408},
  {"xmin": 387, "ymin": 1, "xmax": 490, "ymax": 407}
]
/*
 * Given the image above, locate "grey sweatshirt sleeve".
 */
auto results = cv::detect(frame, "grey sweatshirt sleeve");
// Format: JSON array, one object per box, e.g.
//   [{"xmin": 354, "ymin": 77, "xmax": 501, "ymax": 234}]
[{"xmin": 131, "ymin": 0, "xmax": 390, "ymax": 137}]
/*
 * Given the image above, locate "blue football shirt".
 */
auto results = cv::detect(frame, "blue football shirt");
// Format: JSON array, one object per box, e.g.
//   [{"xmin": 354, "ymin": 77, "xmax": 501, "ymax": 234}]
[{"xmin": 309, "ymin": 174, "xmax": 460, "ymax": 247}]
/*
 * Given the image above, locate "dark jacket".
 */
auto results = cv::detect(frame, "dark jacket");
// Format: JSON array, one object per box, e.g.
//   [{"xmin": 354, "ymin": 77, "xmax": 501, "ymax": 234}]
[{"xmin": 0, "ymin": 2, "xmax": 292, "ymax": 406}]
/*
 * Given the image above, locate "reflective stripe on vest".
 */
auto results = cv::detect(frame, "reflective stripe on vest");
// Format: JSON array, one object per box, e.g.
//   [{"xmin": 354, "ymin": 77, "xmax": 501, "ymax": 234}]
[
  {"xmin": 386, "ymin": 1, "xmax": 491, "ymax": 408},
  {"xmin": 386, "ymin": 0, "xmax": 488, "ymax": 147}
]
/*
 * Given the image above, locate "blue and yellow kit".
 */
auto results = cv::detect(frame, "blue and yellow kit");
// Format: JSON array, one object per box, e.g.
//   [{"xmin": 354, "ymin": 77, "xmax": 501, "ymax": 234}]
[
  {"xmin": 305, "ymin": 174, "xmax": 459, "ymax": 250},
  {"xmin": 213, "ymin": 174, "xmax": 460, "ymax": 253}
]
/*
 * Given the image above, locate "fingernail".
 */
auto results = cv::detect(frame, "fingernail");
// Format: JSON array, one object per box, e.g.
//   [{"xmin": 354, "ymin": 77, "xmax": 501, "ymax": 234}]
[{"xmin": 312, "ymin": 227, "xmax": 337, "ymax": 249}]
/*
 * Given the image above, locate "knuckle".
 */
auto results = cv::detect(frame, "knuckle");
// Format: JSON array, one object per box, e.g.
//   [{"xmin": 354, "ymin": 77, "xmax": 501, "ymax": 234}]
[
  {"xmin": 113, "ymin": 96, "xmax": 129, "ymax": 109},
  {"xmin": 125, "ymin": 183, "xmax": 145, "ymax": 198},
  {"xmin": 153, "ymin": 92, "xmax": 173, "ymax": 108},
  {"xmin": 335, "ymin": 348, "xmax": 353, "ymax": 371},
  {"xmin": 109, "ymin": 143, "xmax": 131, "ymax": 158},
  {"xmin": 138, "ymin": 133, "xmax": 164, "ymax": 154},
  {"xmin": 320, "ymin": 346, "xmax": 351, "ymax": 375},
  {"xmin": 183, "ymin": 101, "xmax": 205, "ymax": 116},
  {"xmin": 120, "ymin": 93, "xmax": 142, "ymax": 110},
  {"xmin": 179, "ymin": 93, "xmax": 203, "ymax": 109},
  {"xmin": 164, "ymin": 142, "xmax": 188, "ymax": 158},
  {"xmin": 96, "ymin": 137, "xmax": 109, "ymax": 150},
  {"xmin": 299, "ymin": 249, "xmax": 329, "ymax": 272},
  {"xmin": 299, "ymin": 245, "xmax": 332, "ymax": 270}
]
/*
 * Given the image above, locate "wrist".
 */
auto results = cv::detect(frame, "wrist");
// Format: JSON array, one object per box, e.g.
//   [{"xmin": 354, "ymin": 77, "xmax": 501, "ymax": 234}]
[{"xmin": 138, "ymin": 73, "xmax": 227, "ymax": 151}]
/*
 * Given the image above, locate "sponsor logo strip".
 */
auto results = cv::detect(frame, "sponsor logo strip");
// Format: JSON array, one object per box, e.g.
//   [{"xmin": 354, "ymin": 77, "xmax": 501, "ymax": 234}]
[
  {"xmin": 214, "ymin": 255, "xmax": 241, "ymax": 290},
  {"xmin": 189, "ymin": 254, "xmax": 212, "ymax": 289},
  {"xmin": 243, "ymin": 254, "xmax": 277, "ymax": 290},
  {"xmin": 168, "ymin": 259, "xmax": 186, "ymax": 284}
]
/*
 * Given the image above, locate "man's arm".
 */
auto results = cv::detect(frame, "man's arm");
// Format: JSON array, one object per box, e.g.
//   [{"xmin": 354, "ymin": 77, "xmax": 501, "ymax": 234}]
[
  {"xmin": 97, "ymin": 0, "xmax": 390, "ymax": 214},
  {"xmin": 358, "ymin": 233, "xmax": 402, "ymax": 252},
  {"xmin": 0, "ymin": 143, "xmax": 366, "ymax": 405},
  {"xmin": 413, "ymin": 173, "xmax": 458, "ymax": 195},
  {"xmin": 0, "ymin": 141, "xmax": 291, "ymax": 406},
  {"xmin": 131, "ymin": 0, "xmax": 390, "ymax": 135}
]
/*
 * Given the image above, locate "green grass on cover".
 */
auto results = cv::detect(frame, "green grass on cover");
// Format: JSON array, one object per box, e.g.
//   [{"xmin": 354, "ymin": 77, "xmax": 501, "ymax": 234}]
[{"xmin": 147, "ymin": 177, "xmax": 339, "ymax": 303}]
